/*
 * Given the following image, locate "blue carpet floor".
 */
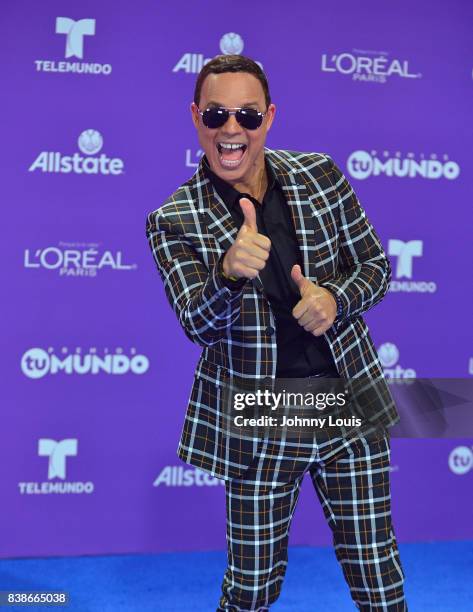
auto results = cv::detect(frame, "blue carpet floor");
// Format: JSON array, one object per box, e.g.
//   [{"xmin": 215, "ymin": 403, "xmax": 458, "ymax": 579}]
[{"xmin": 1, "ymin": 541, "xmax": 472, "ymax": 611}]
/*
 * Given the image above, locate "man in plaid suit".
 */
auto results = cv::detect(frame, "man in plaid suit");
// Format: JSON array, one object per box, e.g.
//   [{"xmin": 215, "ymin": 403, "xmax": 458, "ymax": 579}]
[{"xmin": 146, "ymin": 55, "xmax": 407, "ymax": 611}]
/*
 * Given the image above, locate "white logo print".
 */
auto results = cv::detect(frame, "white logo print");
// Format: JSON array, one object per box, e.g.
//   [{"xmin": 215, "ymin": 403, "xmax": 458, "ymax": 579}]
[
  {"xmin": 154, "ymin": 466, "xmax": 225, "ymax": 487},
  {"xmin": 347, "ymin": 150, "xmax": 372, "ymax": 179},
  {"xmin": 388, "ymin": 239, "xmax": 437, "ymax": 294},
  {"xmin": 18, "ymin": 439, "xmax": 94, "ymax": 495},
  {"xmin": 220, "ymin": 33, "xmax": 244, "ymax": 55},
  {"xmin": 173, "ymin": 33, "xmax": 262, "ymax": 74},
  {"xmin": 347, "ymin": 150, "xmax": 460, "ymax": 181},
  {"xmin": 378, "ymin": 343, "xmax": 399, "ymax": 368},
  {"xmin": 34, "ymin": 17, "xmax": 111, "ymax": 76},
  {"xmin": 24, "ymin": 242, "xmax": 137, "ymax": 278},
  {"xmin": 21, "ymin": 348, "xmax": 50, "ymax": 379},
  {"xmin": 448, "ymin": 446, "xmax": 473, "ymax": 475},
  {"xmin": 55, "ymin": 17, "xmax": 95, "ymax": 60},
  {"xmin": 185, "ymin": 148, "xmax": 204, "ymax": 168},
  {"xmin": 388, "ymin": 240, "xmax": 423, "ymax": 278},
  {"xmin": 78, "ymin": 129, "xmax": 103, "ymax": 155},
  {"xmin": 21, "ymin": 347, "xmax": 150, "ymax": 379},
  {"xmin": 378, "ymin": 343, "xmax": 416, "ymax": 379},
  {"xmin": 38, "ymin": 438, "xmax": 77, "ymax": 479},
  {"xmin": 321, "ymin": 49, "xmax": 421, "ymax": 83},
  {"xmin": 29, "ymin": 129, "xmax": 124, "ymax": 175}
]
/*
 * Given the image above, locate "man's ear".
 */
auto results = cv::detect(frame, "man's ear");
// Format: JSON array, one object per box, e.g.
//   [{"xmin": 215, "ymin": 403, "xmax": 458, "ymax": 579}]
[
  {"xmin": 265, "ymin": 103, "xmax": 276, "ymax": 132},
  {"xmin": 190, "ymin": 102, "xmax": 200, "ymax": 129}
]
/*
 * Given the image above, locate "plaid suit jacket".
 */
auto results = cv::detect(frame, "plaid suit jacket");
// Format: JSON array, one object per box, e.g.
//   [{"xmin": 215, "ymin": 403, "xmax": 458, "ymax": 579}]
[{"xmin": 146, "ymin": 148, "xmax": 400, "ymax": 480}]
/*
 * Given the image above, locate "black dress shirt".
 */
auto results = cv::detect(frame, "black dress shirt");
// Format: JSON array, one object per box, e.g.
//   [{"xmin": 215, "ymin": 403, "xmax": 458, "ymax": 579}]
[{"xmin": 203, "ymin": 156, "xmax": 337, "ymax": 378}]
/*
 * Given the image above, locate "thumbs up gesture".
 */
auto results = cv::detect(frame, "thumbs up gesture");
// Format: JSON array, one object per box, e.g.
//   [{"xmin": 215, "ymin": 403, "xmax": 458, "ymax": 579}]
[
  {"xmin": 291, "ymin": 264, "xmax": 337, "ymax": 336},
  {"xmin": 222, "ymin": 197, "xmax": 271, "ymax": 280}
]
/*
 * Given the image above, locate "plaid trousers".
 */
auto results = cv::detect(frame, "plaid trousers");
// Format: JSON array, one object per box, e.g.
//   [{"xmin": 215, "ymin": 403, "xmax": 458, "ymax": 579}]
[{"xmin": 216, "ymin": 431, "xmax": 407, "ymax": 611}]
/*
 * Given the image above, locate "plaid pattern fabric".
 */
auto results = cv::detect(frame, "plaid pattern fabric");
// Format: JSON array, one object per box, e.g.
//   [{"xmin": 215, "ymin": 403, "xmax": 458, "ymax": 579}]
[
  {"xmin": 145, "ymin": 149, "xmax": 400, "ymax": 480},
  {"xmin": 217, "ymin": 432, "xmax": 407, "ymax": 611}
]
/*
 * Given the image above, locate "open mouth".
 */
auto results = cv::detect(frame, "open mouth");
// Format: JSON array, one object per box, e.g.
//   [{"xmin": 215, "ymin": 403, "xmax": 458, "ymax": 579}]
[{"xmin": 216, "ymin": 142, "xmax": 248, "ymax": 168}]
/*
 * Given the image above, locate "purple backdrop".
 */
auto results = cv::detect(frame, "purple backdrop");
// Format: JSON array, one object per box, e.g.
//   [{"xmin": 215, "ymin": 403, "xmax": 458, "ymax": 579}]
[{"xmin": 1, "ymin": 0, "xmax": 472, "ymax": 558}]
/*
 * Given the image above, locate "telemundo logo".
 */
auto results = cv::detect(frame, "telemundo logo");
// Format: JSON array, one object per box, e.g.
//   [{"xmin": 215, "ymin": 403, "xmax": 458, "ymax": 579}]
[
  {"xmin": 388, "ymin": 239, "xmax": 437, "ymax": 294},
  {"xmin": 18, "ymin": 438, "xmax": 94, "ymax": 495},
  {"xmin": 21, "ymin": 347, "xmax": 149, "ymax": 379},
  {"xmin": 35, "ymin": 17, "xmax": 112, "ymax": 76},
  {"xmin": 56, "ymin": 17, "xmax": 95, "ymax": 59},
  {"xmin": 448, "ymin": 446, "xmax": 473, "ymax": 475},
  {"xmin": 29, "ymin": 129, "xmax": 124, "ymax": 175},
  {"xmin": 347, "ymin": 150, "xmax": 460, "ymax": 181}
]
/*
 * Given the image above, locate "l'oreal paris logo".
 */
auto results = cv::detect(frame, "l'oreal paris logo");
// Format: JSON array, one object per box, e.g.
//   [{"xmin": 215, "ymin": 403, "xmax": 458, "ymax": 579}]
[{"xmin": 321, "ymin": 50, "xmax": 422, "ymax": 82}]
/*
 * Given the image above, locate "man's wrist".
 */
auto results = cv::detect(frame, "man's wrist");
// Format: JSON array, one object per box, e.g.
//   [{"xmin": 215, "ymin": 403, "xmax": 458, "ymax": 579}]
[
  {"xmin": 218, "ymin": 255, "xmax": 246, "ymax": 290},
  {"xmin": 221, "ymin": 256, "xmax": 239, "ymax": 281},
  {"xmin": 325, "ymin": 289, "xmax": 343, "ymax": 322},
  {"xmin": 334, "ymin": 293, "xmax": 343, "ymax": 321}
]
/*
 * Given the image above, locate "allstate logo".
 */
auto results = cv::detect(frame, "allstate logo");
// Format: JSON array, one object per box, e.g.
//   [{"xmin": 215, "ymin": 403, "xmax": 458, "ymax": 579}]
[
  {"xmin": 378, "ymin": 343, "xmax": 399, "ymax": 368},
  {"xmin": 347, "ymin": 150, "xmax": 373, "ymax": 180},
  {"xmin": 378, "ymin": 342, "xmax": 416, "ymax": 379},
  {"xmin": 173, "ymin": 32, "xmax": 261, "ymax": 74},
  {"xmin": 220, "ymin": 33, "xmax": 244, "ymax": 55},
  {"xmin": 448, "ymin": 446, "xmax": 473, "ymax": 475},
  {"xmin": 78, "ymin": 129, "xmax": 103, "ymax": 155},
  {"xmin": 21, "ymin": 348, "xmax": 50, "ymax": 379},
  {"xmin": 29, "ymin": 129, "xmax": 124, "ymax": 175}
]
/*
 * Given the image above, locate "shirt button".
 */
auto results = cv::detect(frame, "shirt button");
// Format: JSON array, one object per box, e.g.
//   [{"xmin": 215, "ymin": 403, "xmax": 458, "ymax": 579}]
[{"xmin": 266, "ymin": 325, "xmax": 275, "ymax": 335}]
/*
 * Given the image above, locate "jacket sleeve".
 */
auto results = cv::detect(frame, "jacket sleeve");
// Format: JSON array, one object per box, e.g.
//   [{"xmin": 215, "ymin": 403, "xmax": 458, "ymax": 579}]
[
  {"xmin": 319, "ymin": 154, "xmax": 392, "ymax": 327},
  {"xmin": 145, "ymin": 207, "xmax": 246, "ymax": 347}
]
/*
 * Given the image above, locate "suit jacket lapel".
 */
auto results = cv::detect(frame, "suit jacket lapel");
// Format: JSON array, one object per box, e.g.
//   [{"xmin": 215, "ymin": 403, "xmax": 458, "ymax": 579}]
[
  {"xmin": 190, "ymin": 162, "xmax": 265, "ymax": 292},
  {"xmin": 266, "ymin": 149, "xmax": 318, "ymax": 281},
  {"xmin": 189, "ymin": 149, "xmax": 318, "ymax": 291},
  {"xmin": 193, "ymin": 166, "xmax": 237, "ymax": 252}
]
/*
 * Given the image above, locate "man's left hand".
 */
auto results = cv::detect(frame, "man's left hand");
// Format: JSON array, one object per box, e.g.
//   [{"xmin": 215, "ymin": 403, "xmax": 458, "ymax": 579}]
[{"xmin": 291, "ymin": 264, "xmax": 337, "ymax": 336}]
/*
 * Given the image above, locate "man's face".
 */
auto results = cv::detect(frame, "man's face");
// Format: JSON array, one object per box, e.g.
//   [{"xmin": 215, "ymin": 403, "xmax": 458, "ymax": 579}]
[{"xmin": 191, "ymin": 71, "xmax": 276, "ymax": 184}]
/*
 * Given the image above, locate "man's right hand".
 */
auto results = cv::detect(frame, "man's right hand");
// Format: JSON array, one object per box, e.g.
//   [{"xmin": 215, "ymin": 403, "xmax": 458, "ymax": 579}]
[{"xmin": 222, "ymin": 197, "xmax": 271, "ymax": 280}]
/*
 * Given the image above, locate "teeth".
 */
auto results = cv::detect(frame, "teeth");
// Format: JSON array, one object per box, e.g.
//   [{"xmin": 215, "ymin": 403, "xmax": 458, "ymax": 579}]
[{"xmin": 219, "ymin": 143, "xmax": 245, "ymax": 150}]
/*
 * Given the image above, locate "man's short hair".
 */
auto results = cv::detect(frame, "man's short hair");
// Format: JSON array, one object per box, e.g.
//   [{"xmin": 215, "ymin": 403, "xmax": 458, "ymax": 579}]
[{"xmin": 193, "ymin": 54, "xmax": 271, "ymax": 109}]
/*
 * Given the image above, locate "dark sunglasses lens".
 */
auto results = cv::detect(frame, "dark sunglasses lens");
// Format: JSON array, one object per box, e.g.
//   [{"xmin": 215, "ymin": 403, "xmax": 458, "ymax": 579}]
[
  {"xmin": 202, "ymin": 108, "xmax": 228, "ymax": 128},
  {"xmin": 236, "ymin": 109, "xmax": 263, "ymax": 130}
]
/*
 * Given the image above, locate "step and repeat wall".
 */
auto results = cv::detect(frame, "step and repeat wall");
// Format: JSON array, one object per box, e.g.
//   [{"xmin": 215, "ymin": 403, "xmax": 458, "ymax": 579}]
[{"xmin": 1, "ymin": 1, "xmax": 472, "ymax": 557}]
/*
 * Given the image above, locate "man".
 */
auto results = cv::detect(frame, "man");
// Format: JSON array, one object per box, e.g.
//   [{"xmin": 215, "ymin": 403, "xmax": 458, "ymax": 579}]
[{"xmin": 146, "ymin": 55, "xmax": 407, "ymax": 611}]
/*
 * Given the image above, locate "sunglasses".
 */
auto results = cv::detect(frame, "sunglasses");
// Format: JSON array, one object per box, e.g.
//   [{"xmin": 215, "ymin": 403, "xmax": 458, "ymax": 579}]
[{"xmin": 198, "ymin": 106, "xmax": 266, "ymax": 130}]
